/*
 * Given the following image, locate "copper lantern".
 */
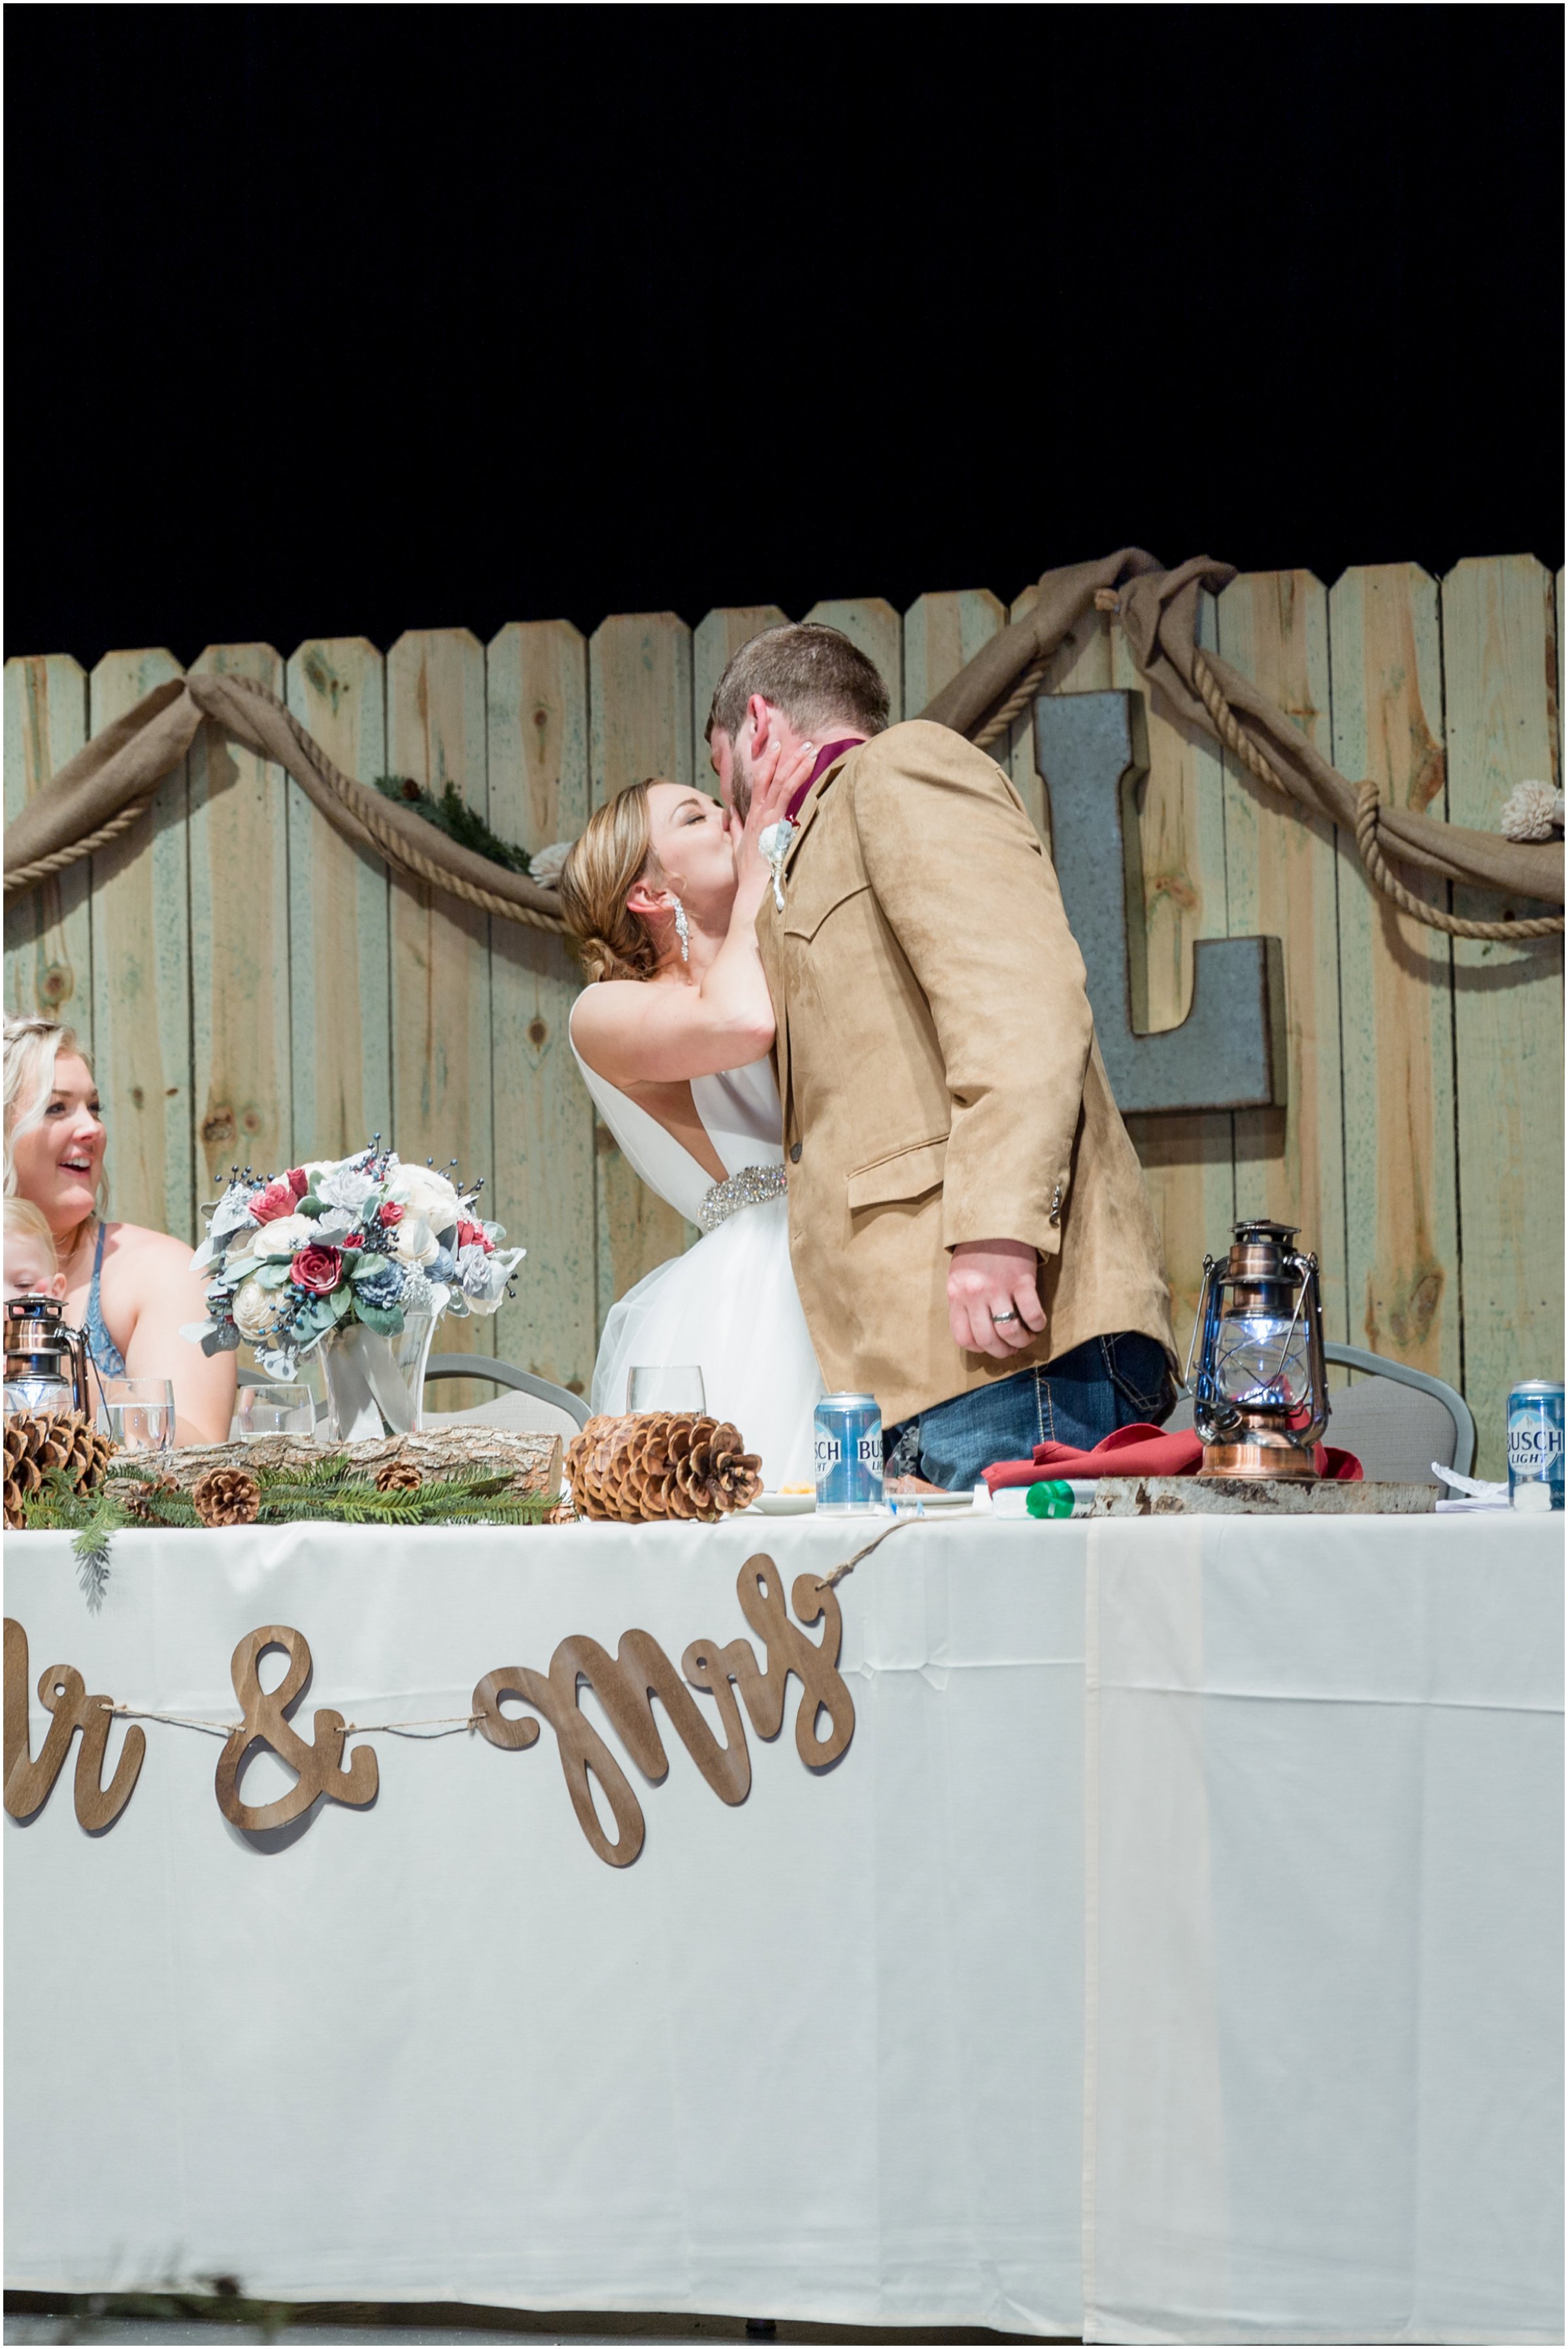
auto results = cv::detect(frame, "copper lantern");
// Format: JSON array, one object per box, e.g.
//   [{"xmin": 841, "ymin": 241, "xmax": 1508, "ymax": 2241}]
[{"xmin": 1187, "ymin": 1220, "xmax": 1329, "ymax": 1478}]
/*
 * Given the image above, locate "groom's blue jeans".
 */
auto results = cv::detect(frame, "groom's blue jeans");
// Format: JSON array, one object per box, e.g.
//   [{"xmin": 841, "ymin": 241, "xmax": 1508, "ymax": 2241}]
[{"xmin": 884, "ymin": 1331, "xmax": 1175, "ymax": 1491}]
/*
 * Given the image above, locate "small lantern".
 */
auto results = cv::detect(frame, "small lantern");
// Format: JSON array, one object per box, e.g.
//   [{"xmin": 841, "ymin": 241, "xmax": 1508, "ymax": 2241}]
[
  {"xmin": 1186, "ymin": 1220, "xmax": 1329, "ymax": 1478},
  {"xmin": 3, "ymin": 1295, "xmax": 92, "ymax": 1417}
]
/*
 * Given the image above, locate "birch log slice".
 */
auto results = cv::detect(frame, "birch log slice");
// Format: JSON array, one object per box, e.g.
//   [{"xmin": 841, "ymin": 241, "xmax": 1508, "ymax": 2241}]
[{"xmin": 152, "ymin": 1427, "xmax": 563, "ymax": 1499}]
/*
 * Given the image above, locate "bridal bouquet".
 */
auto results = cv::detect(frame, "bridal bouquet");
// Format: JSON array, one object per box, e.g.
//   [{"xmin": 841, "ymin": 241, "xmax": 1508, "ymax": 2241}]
[{"xmin": 183, "ymin": 1145, "xmax": 525, "ymax": 1380}]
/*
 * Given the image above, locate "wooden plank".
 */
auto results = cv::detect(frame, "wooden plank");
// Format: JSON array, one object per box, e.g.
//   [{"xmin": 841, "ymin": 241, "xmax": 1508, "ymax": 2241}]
[
  {"xmin": 188, "ymin": 644, "xmax": 292, "ymax": 1199},
  {"xmin": 588, "ymin": 611, "xmax": 693, "ymax": 810},
  {"xmin": 1216, "ymin": 571, "xmax": 1347, "ymax": 1343},
  {"xmin": 284, "ymin": 637, "xmax": 392, "ymax": 1165},
  {"xmin": 587, "ymin": 613, "xmax": 695, "ymax": 1332},
  {"xmin": 1328, "ymin": 563, "xmax": 1459, "ymax": 1386},
  {"xmin": 386, "ymin": 628, "xmax": 495, "ymax": 1390},
  {"xmin": 1112, "ymin": 592, "xmax": 1234, "ymax": 1367},
  {"xmin": 692, "ymin": 605, "xmax": 789, "ymax": 780},
  {"xmin": 3, "ymin": 656, "xmax": 91, "ymax": 1037},
  {"xmin": 801, "ymin": 596, "xmax": 903, "ymax": 723},
  {"xmin": 486, "ymin": 619, "xmax": 596, "ymax": 1397},
  {"xmin": 87, "ymin": 650, "xmax": 193, "ymax": 1241},
  {"xmin": 1441, "ymin": 554, "xmax": 1564, "ymax": 1474},
  {"xmin": 903, "ymin": 590, "xmax": 1006, "ymax": 718}
]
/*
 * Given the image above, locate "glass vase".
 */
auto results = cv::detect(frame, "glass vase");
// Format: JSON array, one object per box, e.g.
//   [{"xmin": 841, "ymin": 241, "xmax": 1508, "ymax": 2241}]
[{"xmin": 321, "ymin": 1310, "xmax": 438, "ymax": 1441}]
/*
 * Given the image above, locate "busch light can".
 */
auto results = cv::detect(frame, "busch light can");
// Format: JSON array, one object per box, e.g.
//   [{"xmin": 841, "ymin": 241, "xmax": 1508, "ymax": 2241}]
[
  {"xmin": 1507, "ymin": 1381, "xmax": 1565, "ymax": 1512},
  {"xmin": 814, "ymin": 1393, "xmax": 884, "ymax": 1514}
]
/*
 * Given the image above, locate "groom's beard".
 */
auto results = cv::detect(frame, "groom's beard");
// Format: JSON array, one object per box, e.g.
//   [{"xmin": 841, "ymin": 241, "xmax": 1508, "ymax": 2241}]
[{"xmin": 730, "ymin": 750, "xmax": 755, "ymax": 824}]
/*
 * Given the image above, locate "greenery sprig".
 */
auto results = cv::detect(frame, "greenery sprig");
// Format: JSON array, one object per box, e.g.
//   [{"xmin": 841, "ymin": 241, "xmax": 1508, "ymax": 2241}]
[
  {"xmin": 373, "ymin": 774, "xmax": 533, "ymax": 875},
  {"xmin": 24, "ymin": 1454, "xmax": 554, "ymax": 1605}
]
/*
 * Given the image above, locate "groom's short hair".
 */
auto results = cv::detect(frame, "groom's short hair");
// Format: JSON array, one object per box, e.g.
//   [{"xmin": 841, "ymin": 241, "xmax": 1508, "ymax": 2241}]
[{"xmin": 705, "ymin": 624, "xmax": 890, "ymax": 745}]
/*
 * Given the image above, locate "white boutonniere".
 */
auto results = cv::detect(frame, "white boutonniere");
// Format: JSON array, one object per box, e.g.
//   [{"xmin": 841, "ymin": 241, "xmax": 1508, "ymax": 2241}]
[{"xmin": 758, "ymin": 818, "xmax": 795, "ymax": 911}]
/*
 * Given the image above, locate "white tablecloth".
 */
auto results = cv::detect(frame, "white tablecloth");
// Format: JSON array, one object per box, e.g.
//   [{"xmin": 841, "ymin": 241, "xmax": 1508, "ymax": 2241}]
[{"xmin": 5, "ymin": 1512, "xmax": 1561, "ymax": 2343}]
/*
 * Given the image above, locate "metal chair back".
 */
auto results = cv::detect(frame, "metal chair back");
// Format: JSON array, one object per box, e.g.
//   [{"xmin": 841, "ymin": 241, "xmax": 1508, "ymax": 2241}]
[{"xmin": 422, "ymin": 1352, "xmax": 591, "ymax": 1440}]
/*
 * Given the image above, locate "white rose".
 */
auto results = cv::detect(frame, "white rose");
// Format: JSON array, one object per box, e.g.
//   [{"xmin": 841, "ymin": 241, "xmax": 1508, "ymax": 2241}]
[
  {"xmin": 386, "ymin": 1163, "xmax": 463, "ymax": 1225},
  {"xmin": 390, "ymin": 1210, "xmax": 441, "ymax": 1265},
  {"xmin": 233, "ymin": 1277, "xmax": 287, "ymax": 1342},
  {"xmin": 250, "ymin": 1213, "xmax": 316, "ymax": 1256}
]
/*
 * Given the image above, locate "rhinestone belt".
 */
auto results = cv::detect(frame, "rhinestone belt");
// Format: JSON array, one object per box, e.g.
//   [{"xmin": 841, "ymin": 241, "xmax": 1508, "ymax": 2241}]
[{"xmin": 697, "ymin": 1162, "xmax": 788, "ymax": 1232}]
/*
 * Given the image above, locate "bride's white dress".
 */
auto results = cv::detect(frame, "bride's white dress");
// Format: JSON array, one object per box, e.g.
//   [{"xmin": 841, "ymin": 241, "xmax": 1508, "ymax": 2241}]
[{"xmin": 569, "ymin": 1001, "xmax": 825, "ymax": 1487}]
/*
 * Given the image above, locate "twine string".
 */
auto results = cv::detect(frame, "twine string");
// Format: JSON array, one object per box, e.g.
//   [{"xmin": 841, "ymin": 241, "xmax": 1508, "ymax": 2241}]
[
  {"xmin": 814, "ymin": 1511, "xmax": 921, "ymax": 1591},
  {"xmin": 103, "ymin": 1701, "xmax": 482, "ymax": 1740}
]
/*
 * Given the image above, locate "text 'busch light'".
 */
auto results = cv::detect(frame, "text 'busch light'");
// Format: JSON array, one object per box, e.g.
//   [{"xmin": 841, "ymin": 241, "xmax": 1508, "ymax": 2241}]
[
  {"xmin": 1507, "ymin": 1380, "xmax": 1565, "ymax": 1512},
  {"xmin": 814, "ymin": 1393, "xmax": 884, "ymax": 1515}
]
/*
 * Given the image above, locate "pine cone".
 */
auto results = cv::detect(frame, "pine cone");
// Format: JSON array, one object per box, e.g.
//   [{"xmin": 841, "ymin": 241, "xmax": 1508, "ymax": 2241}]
[
  {"xmin": 564, "ymin": 1411, "xmax": 761, "ymax": 1523},
  {"xmin": 669, "ymin": 1416, "xmax": 763, "ymax": 1522},
  {"xmin": 192, "ymin": 1466, "xmax": 261, "ymax": 1527},
  {"xmin": 115, "ymin": 1471, "xmax": 180, "ymax": 1523},
  {"xmin": 4, "ymin": 1409, "xmax": 115, "ymax": 1529},
  {"xmin": 374, "ymin": 1458, "xmax": 423, "ymax": 1493}
]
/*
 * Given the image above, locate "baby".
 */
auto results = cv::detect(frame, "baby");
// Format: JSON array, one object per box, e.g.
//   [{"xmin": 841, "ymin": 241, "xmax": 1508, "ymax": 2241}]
[{"xmin": 3, "ymin": 1199, "xmax": 68, "ymax": 1304}]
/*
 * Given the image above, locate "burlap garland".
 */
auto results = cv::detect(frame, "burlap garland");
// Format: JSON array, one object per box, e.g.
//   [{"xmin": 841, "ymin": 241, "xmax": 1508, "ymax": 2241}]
[{"xmin": 6, "ymin": 554, "xmax": 1561, "ymax": 942}]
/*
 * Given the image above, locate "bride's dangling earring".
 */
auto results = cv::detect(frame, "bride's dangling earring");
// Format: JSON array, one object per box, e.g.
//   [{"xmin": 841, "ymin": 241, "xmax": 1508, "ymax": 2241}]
[{"xmin": 671, "ymin": 895, "xmax": 691, "ymax": 963}]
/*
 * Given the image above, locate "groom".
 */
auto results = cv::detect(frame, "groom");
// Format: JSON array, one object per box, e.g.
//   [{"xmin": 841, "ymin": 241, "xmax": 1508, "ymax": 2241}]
[{"xmin": 707, "ymin": 622, "xmax": 1177, "ymax": 1490}]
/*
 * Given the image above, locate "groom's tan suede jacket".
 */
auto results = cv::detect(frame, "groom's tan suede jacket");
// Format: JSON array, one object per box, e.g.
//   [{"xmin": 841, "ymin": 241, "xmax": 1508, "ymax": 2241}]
[{"xmin": 755, "ymin": 722, "xmax": 1176, "ymax": 1427}]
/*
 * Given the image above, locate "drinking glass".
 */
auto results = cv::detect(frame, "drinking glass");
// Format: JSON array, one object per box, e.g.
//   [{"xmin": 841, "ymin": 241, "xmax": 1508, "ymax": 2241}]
[
  {"xmin": 237, "ymin": 1382, "xmax": 316, "ymax": 1441},
  {"xmin": 627, "ymin": 1365, "xmax": 707, "ymax": 1414},
  {"xmin": 95, "ymin": 1376, "xmax": 176, "ymax": 1454}
]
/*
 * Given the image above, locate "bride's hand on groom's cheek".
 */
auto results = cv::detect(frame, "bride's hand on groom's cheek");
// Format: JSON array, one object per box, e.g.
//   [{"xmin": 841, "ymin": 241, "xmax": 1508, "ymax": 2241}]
[
  {"xmin": 730, "ymin": 736, "xmax": 818, "ymax": 869},
  {"xmin": 948, "ymin": 1240, "xmax": 1048, "ymax": 1359}
]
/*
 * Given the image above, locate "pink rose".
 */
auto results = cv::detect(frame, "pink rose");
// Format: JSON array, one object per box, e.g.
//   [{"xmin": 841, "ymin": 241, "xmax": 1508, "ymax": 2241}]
[
  {"xmin": 343, "ymin": 1230, "xmax": 365, "ymax": 1250},
  {"xmin": 378, "ymin": 1201, "xmax": 404, "ymax": 1228},
  {"xmin": 253, "ymin": 1178, "xmax": 299, "ymax": 1223},
  {"xmin": 458, "ymin": 1219, "xmax": 491, "ymax": 1250},
  {"xmin": 287, "ymin": 1167, "xmax": 309, "ymax": 1199},
  {"xmin": 292, "ymin": 1244, "xmax": 343, "ymax": 1295}
]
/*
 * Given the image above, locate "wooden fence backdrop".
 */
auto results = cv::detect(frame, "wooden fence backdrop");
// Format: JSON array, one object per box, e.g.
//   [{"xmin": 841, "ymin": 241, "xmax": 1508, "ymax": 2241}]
[{"xmin": 5, "ymin": 557, "xmax": 1562, "ymax": 1472}]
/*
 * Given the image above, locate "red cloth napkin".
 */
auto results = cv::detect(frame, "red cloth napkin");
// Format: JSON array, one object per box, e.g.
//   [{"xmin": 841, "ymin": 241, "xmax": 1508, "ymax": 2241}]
[{"xmin": 982, "ymin": 1420, "xmax": 1363, "ymax": 1491}]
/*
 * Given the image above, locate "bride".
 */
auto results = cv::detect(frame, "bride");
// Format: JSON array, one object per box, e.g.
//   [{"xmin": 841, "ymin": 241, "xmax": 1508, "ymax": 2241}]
[{"xmin": 558, "ymin": 742, "xmax": 825, "ymax": 1487}]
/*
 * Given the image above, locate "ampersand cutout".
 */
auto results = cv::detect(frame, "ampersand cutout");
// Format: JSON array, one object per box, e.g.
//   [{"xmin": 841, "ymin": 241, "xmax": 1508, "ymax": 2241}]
[
  {"xmin": 215, "ymin": 1625, "xmax": 377, "ymax": 1833},
  {"xmin": 4, "ymin": 1617, "xmax": 145, "ymax": 1832}
]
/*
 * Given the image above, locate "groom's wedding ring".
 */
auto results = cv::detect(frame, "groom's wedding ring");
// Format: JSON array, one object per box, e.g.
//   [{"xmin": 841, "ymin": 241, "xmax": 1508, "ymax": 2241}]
[{"xmin": 990, "ymin": 1307, "xmax": 1021, "ymax": 1326}]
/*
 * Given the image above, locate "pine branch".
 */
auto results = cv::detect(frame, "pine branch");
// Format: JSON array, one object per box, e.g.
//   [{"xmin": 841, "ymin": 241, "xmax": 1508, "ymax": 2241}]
[
  {"xmin": 24, "ymin": 1453, "xmax": 553, "ymax": 1567},
  {"xmin": 22, "ymin": 1476, "xmax": 137, "ymax": 1609},
  {"xmin": 373, "ymin": 775, "xmax": 533, "ymax": 876}
]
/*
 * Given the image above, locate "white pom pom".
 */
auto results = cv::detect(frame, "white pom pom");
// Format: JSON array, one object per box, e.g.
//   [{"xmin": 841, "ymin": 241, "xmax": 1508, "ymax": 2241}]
[
  {"xmin": 1498, "ymin": 780, "xmax": 1564, "ymax": 842},
  {"xmin": 529, "ymin": 841, "xmax": 573, "ymax": 888}
]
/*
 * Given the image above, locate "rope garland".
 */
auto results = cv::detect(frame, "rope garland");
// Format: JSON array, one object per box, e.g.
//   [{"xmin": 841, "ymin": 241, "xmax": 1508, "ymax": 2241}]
[
  {"xmin": 8, "ymin": 578, "xmax": 1558, "ymax": 947},
  {"xmin": 1187, "ymin": 647, "xmax": 1564, "ymax": 944},
  {"xmin": 5, "ymin": 796, "xmax": 154, "ymax": 891},
  {"xmin": 3, "ymin": 673, "xmax": 571, "ymax": 936},
  {"xmin": 971, "ymin": 654, "xmax": 1051, "ymax": 752},
  {"xmin": 235, "ymin": 676, "xmax": 568, "ymax": 933}
]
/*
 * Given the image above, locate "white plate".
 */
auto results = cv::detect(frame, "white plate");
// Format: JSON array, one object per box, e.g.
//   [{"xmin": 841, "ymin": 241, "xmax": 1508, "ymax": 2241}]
[{"xmin": 745, "ymin": 1491, "xmax": 818, "ymax": 1516}]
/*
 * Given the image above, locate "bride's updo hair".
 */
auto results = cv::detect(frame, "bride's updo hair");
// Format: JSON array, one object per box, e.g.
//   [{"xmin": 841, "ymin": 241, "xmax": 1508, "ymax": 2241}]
[{"xmin": 558, "ymin": 780, "xmax": 669, "ymax": 984}]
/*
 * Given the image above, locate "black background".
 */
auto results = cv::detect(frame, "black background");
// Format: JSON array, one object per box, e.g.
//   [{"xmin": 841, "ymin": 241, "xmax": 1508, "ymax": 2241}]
[{"xmin": 6, "ymin": 5, "xmax": 1563, "ymax": 667}]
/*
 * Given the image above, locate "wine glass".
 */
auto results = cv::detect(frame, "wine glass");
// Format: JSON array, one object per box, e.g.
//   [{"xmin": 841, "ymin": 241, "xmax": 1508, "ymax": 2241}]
[
  {"xmin": 95, "ymin": 1376, "xmax": 176, "ymax": 1455},
  {"xmin": 627, "ymin": 1365, "xmax": 707, "ymax": 1414},
  {"xmin": 237, "ymin": 1382, "xmax": 316, "ymax": 1441}
]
